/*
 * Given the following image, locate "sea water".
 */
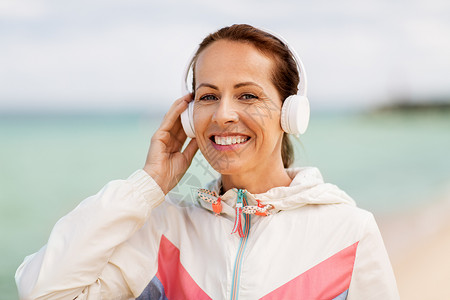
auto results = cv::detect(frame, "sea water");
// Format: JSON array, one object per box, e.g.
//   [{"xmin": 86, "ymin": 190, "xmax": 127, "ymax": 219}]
[{"xmin": 1, "ymin": 110, "xmax": 449, "ymax": 298}]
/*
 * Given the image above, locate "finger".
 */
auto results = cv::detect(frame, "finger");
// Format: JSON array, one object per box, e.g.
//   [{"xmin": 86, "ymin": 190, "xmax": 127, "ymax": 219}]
[
  {"xmin": 168, "ymin": 125, "xmax": 188, "ymax": 152},
  {"xmin": 159, "ymin": 94, "xmax": 193, "ymax": 132},
  {"xmin": 175, "ymin": 124, "xmax": 188, "ymax": 147},
  {"xmin": 182, "ymin": 138, "xmax": 198, "ymax": 164},
  {"xmin": 173, "ymin": 115, "xmax": 189, "ymax": 139},
  {"xmin": 161, "ymin": 115, "xmax": 191, "ymax": 154},
  {"xmin": 166, "ymin": 96, "xmax": 194, "ymax": 148},
  {"xmin": 168, "ymin": 113, "xmax": 183, "ymax": 136}
]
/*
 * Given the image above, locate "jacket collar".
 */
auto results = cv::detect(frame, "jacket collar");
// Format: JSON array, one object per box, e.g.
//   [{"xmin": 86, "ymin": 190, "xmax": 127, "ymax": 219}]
[{"xmin": 197, "ymin": 167, "xmax": 355, "ymax": 218}]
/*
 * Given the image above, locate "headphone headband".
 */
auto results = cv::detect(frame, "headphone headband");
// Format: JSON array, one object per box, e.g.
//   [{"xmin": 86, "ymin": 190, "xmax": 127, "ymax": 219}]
[
  {"xmin": 180, "ymin": 26, "xmax": 310, "ymax": 138},
  {"xmin": 259, "ymin": 27, "xmax": 307, "ymax": 97},
  {"xmin": 181, "ymin": 27, "xmax": 307, "ymax": 98}
]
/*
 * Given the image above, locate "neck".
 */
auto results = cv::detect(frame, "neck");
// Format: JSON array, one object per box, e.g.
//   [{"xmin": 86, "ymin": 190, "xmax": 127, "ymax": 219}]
[{"xmin": 221, "ymin": 163, "xmax": 292, "ymax": 194}]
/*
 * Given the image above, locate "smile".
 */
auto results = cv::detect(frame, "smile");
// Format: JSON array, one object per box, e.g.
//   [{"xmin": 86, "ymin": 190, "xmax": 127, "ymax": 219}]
[{"xmin": 211, "ymin": 135, "xmax": 250, "ymax": 146}]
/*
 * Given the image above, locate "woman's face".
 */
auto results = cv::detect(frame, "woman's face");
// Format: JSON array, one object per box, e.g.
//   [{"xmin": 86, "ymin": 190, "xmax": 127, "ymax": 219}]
[{"xmin": 193, "ymin": 40, "xmax": 285, "ymax": 175}]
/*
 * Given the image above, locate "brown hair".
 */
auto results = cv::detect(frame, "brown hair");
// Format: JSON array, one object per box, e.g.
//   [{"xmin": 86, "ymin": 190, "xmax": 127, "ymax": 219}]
[{"xmin": 190, "ymin": 24, "xmax": 299, "ymax": 167}]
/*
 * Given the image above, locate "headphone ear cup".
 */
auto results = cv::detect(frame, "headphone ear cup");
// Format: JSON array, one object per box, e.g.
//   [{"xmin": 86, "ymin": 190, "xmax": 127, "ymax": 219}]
[
  {"xmin": 180, "ymin": 101, "xmax": 196, "ymax": 138},
  {"xmin": 280, "ymin": 95, "xmax": 310, "ymax": 135}
]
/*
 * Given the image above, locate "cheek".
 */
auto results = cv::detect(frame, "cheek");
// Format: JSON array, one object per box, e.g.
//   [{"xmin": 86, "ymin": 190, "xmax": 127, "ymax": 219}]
[
  {"xmin": 242, "ymin": 104, "xmax": 284, "ymax": 152},
  {"xmin": 242, "ymin": 101, "xmax": 282, "ymax": 133},
  {"xmin": 192, "ymin": 103, "xmax": 208, "ymax": 131},
  {"xmin": 192, "ymin": 104, "xmax": 213, "ymax": 147}
]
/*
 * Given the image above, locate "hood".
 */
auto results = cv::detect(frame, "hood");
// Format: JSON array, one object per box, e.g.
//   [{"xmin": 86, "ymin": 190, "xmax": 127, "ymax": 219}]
[{"xmin": 197, "ymin": 167, "xmax": 355, "ymax": 219}]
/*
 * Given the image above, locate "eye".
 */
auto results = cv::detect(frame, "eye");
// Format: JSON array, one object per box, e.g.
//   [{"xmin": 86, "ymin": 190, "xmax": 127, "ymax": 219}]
[
  {"xmin": 199, "ymin": 94, "xmax": 218, "ymax": 101},
  {"xmin": 239, "ymin": 93, "xmax": 258, "ymax": 101}
]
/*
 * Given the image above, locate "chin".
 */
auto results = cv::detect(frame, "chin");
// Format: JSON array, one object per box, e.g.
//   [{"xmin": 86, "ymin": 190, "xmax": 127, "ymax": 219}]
[
  {"xmin": 199, "ymin": 141, "xmax": 253, "ymax": 174},
  {"xmin": 201, "ymin": 151, "xmax": 248, "ymax": 175},
  {"xmin": 212, "ymin": 165, "xmax": 244, "ymax": 176},
  {"xmin": 206, "ymin": 158, "xmax": 244, "ymax": 175}
]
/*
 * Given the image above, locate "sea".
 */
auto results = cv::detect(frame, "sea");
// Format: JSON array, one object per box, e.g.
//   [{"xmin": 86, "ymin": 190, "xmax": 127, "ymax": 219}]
[{"xmin": 1, "ymin": 109, "xmax": 449, "ymax": 298}]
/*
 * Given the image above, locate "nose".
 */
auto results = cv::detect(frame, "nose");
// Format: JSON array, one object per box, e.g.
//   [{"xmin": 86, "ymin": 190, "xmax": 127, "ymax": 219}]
[{"xmin": 211, "ymin": 96, "xmax": 239, "ymax": 126}]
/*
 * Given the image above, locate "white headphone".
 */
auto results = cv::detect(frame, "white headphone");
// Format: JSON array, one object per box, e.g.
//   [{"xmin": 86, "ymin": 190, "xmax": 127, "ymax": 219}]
[{"xmin": 180, "ymin": 27, "xmax": 310, "ymax": 138}]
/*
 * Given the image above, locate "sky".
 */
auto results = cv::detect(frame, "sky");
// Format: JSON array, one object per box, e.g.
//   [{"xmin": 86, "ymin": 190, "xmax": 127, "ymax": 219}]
[{"xmin": 0, "ymin": 0, "xmax": 449, "ymax": 113}]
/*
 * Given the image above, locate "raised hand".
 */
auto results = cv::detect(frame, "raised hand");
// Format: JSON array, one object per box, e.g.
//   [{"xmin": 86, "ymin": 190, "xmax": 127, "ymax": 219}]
[{"xmin": 143, "ymin": 94, "xmax": 198, "ymax": 194}]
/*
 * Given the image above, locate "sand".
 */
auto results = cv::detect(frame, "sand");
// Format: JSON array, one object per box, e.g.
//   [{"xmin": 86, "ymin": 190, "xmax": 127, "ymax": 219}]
[{"xmin": 377, "ymin": 188, "xmax": 450, "ymax": 299}]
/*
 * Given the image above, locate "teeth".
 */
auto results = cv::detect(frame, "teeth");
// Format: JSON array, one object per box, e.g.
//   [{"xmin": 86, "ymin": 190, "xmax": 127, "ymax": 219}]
[{"xmin": 214, "ymin": 135, "xmax": 249, "ymax": 145}]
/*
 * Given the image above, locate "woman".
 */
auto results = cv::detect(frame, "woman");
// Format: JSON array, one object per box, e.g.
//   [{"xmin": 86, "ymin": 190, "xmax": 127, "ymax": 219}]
[{"xmin": 16, "ymin": 24, "xmax": 399, "ymax": 299}]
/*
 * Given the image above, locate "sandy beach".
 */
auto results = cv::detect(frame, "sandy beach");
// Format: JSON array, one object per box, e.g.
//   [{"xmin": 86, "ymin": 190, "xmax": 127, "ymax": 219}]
[{"xmin": 377, "ymin": 187, "xmax": 450, "ymax": 299}]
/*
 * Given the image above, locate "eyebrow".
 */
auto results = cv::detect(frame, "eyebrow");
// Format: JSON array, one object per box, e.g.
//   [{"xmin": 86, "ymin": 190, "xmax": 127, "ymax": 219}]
[
  {"xmin": 196, "ymin": 81, "xmax": 263, "ymax": 91},
  {"xmin": 195, "ymin": 83, "xmax": 219, "ymax": 91},
  {"xmin": 234, "ymin": 82, "xmax": 263, "ymax": 89}
]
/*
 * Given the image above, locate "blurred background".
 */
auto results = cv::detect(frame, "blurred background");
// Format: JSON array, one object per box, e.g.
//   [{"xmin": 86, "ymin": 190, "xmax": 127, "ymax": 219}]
[{"xmin": 1, "ymin": 0, "xmax": 449, "ymax": 299}]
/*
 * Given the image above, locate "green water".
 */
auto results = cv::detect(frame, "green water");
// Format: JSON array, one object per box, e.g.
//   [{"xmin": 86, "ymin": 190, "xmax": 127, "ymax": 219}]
[
  {"xmin": 302, "ymin": 111, "xmax": 450, "ymax": 212},
  {"xmin": 1, "ymin": 111, "xmax": 449, "ymax": 298}
]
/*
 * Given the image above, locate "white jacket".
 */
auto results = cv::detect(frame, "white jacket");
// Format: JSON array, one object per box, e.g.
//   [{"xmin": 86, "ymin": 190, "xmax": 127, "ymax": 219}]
[{"xmin": 16, "ymin": 167, "xmax": 399, "ymax": 299}]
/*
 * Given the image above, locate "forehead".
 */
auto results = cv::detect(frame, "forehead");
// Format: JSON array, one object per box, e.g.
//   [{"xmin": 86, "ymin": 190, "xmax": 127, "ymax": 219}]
[{"xmin": 194, "ymin": 40, "xmax": 274, "ymax": 85}]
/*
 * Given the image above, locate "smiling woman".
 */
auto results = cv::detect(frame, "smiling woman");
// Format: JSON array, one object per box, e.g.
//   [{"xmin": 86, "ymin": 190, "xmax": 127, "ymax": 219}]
[
  {"xmin": 192, "ymin": 40, "xmax": 290, "ymax": 192},
  {"xmin": 15, "ymin": 24, "xmax": 399, "ymax": 299}
]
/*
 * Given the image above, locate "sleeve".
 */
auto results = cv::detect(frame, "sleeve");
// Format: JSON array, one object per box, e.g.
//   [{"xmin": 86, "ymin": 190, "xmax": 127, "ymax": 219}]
[
  {"xmin": 15, "ymin": 169, "xmax": 166, "ymax": 300},
  {"xmin": 347, "ymin": 213, "xmax": 400, "ymax": 300}
]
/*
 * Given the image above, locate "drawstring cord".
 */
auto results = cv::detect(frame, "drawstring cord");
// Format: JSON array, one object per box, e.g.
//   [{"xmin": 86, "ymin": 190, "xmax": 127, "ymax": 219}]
[
  {"xmin": 243, "ymin": 199, "xmax": 273, "ymax": 216},
  {"xmin": 197, "ymin": 188, "xmax": 222, "ymax": 215},
  {"xmin": 197, "ymin": 188, "xmax": 274, "ymax": 238}
]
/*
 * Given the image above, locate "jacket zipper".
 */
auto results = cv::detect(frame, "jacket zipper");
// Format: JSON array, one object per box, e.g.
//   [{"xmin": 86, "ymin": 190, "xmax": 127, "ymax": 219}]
[{"xmin": 230, "ymin": 191, "xmax": 251, "ymax": 300}]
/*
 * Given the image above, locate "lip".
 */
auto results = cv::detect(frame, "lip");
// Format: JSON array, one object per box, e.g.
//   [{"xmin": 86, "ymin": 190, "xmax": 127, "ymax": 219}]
[{"xmin": 209, "ymin": 132, "xmax": 251, "ymax": 151}]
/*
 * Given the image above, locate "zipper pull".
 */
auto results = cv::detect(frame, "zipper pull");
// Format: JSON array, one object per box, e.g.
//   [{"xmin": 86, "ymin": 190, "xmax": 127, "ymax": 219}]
[{"xmin": 231, "ymin": 189, "xmax": 246, "ymax": 238}]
